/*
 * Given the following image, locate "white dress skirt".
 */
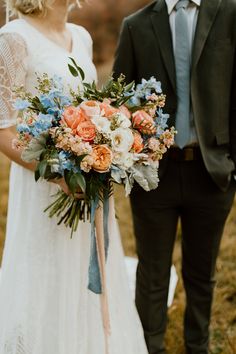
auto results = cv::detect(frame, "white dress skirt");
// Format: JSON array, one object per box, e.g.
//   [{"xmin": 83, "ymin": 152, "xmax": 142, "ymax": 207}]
[{"xmin": 0, "ymin": 19, "xmax": 148, "ymax": 354}]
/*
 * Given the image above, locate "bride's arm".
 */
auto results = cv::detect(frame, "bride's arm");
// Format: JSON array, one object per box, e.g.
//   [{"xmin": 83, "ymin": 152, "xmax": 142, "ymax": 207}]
[
  {"xmin": 0, "ymin": 125, "xmax": 70, "ymax": 192},
  {"xmin": 0, "ymin": 126, "xmax": 36, "ymax": 171}
]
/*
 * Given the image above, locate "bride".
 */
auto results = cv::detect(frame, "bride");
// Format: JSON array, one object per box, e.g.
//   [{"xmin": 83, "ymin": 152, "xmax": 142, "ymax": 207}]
[{"xmin": 0, "ymin": 1, "xmax": 149, "ymax": 353}]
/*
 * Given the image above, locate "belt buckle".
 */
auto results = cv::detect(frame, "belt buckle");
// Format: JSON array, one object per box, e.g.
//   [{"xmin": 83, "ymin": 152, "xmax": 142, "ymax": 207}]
[{"xmin": 183, "ymin": 148, "xmax": 194, "ymax": 161}]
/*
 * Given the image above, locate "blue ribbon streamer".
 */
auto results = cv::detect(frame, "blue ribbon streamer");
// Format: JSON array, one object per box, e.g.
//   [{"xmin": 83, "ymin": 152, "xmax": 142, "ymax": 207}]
[{"xmin": 88, "ymin": 191, "xmax": 110, "ymax": 294}]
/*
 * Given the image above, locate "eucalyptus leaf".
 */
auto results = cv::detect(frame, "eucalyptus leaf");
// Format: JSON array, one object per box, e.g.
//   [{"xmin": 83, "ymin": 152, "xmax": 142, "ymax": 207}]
[
  {"xmin": 76, "ymin": 66, "xmax": 85, "ymax": 82},
  {"xmin": 68, "ymin": 64, "xmax": 79, "ymax": 77},
  {"xmin": 35, "ymin": 169, "xmax": 40, "ymax": 182},
  {"xmin": 68, "ymin": 58, "xmax": 85, "ymax": 81},
  {"xmin": 38, "ymin": 160, "xmax": 48, "ymax": 177},
  {"xmin": 74, "ymin": 173, "xmax": 86, "ymax": 193}
]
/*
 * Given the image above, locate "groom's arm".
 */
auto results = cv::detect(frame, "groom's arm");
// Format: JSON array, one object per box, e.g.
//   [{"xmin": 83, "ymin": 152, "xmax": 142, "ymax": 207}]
[{"xmin": 113, "ymin": 19, "xmax": 137, "ymax": 84}]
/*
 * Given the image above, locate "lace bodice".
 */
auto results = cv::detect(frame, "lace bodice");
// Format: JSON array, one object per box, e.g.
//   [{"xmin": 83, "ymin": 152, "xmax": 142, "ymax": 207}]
[{"xmin": 0, "ymin": 19, "xmax": 97, "ymax": 129}]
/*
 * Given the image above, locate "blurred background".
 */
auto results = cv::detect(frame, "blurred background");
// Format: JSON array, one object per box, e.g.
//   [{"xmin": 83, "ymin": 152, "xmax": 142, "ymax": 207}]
[{"xmin": 0, "ymin": 1, "xmax": 236, "ymax": 353}]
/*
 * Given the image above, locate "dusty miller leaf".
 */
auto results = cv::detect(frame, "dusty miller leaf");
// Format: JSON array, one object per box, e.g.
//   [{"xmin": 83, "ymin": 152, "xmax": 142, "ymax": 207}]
[
  {"xmin": 21, "ymin": 134, "xmax": 47, "ymax": 162},
  {"xmin": 130, "ymin": 164, "xmax": 159, "ymax": 192}
]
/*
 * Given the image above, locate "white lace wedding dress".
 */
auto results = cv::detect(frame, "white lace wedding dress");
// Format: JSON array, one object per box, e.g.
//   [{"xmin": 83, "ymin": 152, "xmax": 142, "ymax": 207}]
[{"xmin": 0, "ymin": 19, "xmax": 148, "ymax": 354}]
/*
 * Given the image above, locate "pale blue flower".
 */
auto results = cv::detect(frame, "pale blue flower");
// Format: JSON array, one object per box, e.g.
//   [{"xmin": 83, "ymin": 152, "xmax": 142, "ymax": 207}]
[
  {"xmin": 58, "ymin": 151, "xmax": 80, "ymax": 174},
  {"xmin": 156, "ymin": 108, "xmax": 169, "ymax": 128},
  {"xmin": 14, "ymin": 99, "xmax": 30, "ymax": 110},
  {"xmin": 17, "ymin": 123, "xmax": 31, "ymax": 134},
  {"xmin": 126, "ymin": 96, "xmax": 141, "ymax": 108},
  {"xmin": 31, "ymin": 113, "xmax": 53, "ymax": 137}
]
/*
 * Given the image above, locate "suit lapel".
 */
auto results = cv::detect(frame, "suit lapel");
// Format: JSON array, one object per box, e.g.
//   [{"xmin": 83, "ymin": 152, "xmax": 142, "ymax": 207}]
[
  {"xmin": 192, "ymin": 0, "xmax": 222, "ymax": 70},
  {"xmin": 150, "ymin": 0, "xmax": 176, "ymax": 90}
]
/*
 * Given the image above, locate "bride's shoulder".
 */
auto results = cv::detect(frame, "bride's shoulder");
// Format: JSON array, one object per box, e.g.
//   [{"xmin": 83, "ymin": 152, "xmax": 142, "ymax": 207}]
[
  {"xmin": 0, "ymin": 20, "xmax": 27, "ymax": 53},
  {"xmin": 0, "ymin": 19, "xmax": 26, "ymax": 34},
  {"xmin": 0, "ymin": 19, "xmax": 28, "ymax": 47},
  {"xmin": 68, "ymin": 23, "xmax": 93, "ymax": 45}
]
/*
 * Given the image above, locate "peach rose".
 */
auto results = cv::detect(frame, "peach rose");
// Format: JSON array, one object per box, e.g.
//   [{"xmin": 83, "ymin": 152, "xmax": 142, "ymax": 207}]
[
  {"xmin": 80, "ymin": 100, "xmax": 100, "ymax": 118},
  {"xmin": 80, "ymin": 155, "xmax": 94, "ymax": 173},
  {"xmin": 119, "ymin": 105, "xmax": 131, "ymax": 119},
  {"xmin": 132, "ymin": 110, "xmax": 156, "ymax": 135},
  {"xmin": 161, "ymin": 129, "xmax": 175, "ymax": 148},
  {"xmin": 132, "ymin": 131, "xmax": 144, "ymax": 153},
  {"xmin": 100, "ymin": 100, "xmax": 119, "ymax": 118},
  {"xmin": 76, "ymin": 121, "xmax": 96, "ymax": 142},
  {"xmin": 62, "ymin": 106, "xmax": 88, "ymax": 130},
  {"xmin": 148, "ymin": 137, "xmax": 160, "ymax": 152},
  {"xmin": 92, "ymin": 145, "xmax": 113, "ymax": 173}
]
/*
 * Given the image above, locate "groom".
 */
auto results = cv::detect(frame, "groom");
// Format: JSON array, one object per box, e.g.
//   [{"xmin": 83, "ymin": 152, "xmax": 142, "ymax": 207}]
[{"xmin": 113, "ymin": 0, "xmax": 236, "ymax": 353}]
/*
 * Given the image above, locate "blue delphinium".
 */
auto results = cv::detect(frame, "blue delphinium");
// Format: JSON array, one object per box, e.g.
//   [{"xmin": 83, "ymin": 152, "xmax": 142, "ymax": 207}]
[
  {"xmin": 135, "ymin": 77, "xmax": 162, "ymax": 98},
  {"xmin": 17, "ymin": 123, "xmax": 31, "ymax": 134},
  {"xmin": 39, "ymin": 90, "xmax": 71, "ymax": 115},
  {"xmin": 31, "ymin": 113, "xmax": 54, "ymax": 137},
  {"xmin": 155, "ymin": 108, "xmax": 170, "ymax": 137},
  {"xmin": 58, "ymin": 151, "xmax": 80, "ymax": 175},
  {"xmin": 14, "ymin": 99, "xmax": 31, "ymax": 110},
  {"xmin": 126, "ymin": 77, "xmax": 163, "ymax": 108}
]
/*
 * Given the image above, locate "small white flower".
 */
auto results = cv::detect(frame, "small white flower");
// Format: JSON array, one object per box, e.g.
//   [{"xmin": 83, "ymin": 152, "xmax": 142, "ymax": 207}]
[
  {"xmin": 113, "ymin": 151, "xmax": 134, "ymax": 169},
  {"xmin": 116, "ymin": 112, "xmax": 131, "ymax": 128},
  {"xmin": 92, "ymin": 116, "xmax": 111, "ymax": 133},
  {"xmin": 111, "ymin": 127, "xmax": 134, "ymax": 152}
]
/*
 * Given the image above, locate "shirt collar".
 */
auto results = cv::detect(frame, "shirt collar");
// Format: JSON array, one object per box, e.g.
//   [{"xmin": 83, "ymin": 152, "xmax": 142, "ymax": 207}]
[{"xmin": 165, "ymin": 0, "xmax": 201, "ymax": 15}]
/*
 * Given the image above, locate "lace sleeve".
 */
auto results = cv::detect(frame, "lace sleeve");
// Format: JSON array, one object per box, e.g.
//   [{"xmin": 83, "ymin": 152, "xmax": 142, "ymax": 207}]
[{"xmin": 0, "ymin": 33, "xmax": 27, "ymax": 129}]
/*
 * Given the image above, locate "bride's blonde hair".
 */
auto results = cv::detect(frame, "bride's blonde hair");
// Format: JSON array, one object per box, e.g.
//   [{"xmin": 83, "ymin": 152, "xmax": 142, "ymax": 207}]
[
  {"xmin": 5, "ymin": 0, "xmax": 53, "ymax": 16},
  {"xmin": 5, "ymin": 0, "xmax": 81, "ymax": 17}
]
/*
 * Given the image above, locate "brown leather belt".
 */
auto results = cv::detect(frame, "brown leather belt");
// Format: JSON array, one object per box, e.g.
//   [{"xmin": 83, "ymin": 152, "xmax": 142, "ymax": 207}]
[{"xmin": 168, "ymin": 146, "xmax": 202, "ymax": 162}]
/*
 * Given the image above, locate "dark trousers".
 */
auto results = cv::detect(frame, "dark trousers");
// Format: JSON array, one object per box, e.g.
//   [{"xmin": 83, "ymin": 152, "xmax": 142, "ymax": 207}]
[{"xmin": 130, "ymin": 156, "xmax": 235, "ymax": 354}]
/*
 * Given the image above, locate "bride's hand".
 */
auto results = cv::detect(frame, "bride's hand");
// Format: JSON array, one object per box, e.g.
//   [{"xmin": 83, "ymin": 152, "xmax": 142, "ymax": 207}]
[{"xmin": 51, "ymin": 178, "xmax": 85, "ymax": 199}]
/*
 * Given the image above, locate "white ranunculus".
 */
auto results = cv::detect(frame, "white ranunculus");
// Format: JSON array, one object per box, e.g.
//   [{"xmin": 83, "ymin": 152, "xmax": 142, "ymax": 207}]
[
  {"xmin": 80, "ymin": 101, "xmax": 101, "ymax": 118},
  {"xmin": 113, "ymin": 151, "xmax": 135, "ymax": 169},
  {"xmin": 111, "ymin": 127, "xmax": 134, "ymax": 152},
  {"xmin": 92, "ymin": 116, "xmax": 111, "ymax": 133},
  {"xmin": 116, "ymin": 112, "xmax": 131, "ymax": 128}
]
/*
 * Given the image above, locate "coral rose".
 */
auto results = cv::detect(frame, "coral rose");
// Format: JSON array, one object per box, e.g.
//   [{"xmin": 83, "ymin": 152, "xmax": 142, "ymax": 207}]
[
  {"xmin": 62, "ymin": 106, "xmax": 88, "ymax": 130},
  {"xmin": 132, "ymin": 131, "xmax": 144, "ymax": 153},
  {"xmin": 76, "ymin": 121, "xmax": 96, "ymax": 142},
  {"xmin": 100, "ymin": 100, "xmax": 119, "ymax": 118},
  {"xmin": 80, "ymin": 100, "xmax": 100, "ymax": 118},
  {"xmin": 132, "ymin": 110, "xmax": 156, "ymax": 135},
  {"xmin": 92, "ymin": 145, "xmax": 113, "ymax": 173}
]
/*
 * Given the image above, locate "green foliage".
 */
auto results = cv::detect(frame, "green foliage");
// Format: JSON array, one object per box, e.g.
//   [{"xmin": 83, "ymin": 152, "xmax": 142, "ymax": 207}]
[
  {"xmin": 82, "ymin": 75, "xmax": 134, "ymax": 107},
  {"xmin": 68, "ymin": 58, "xmax": 135, "ymax": 106},
  {"xmin": 64, "ymin": 170, "xmax": 86, "ymax": 195},
  {"xmin": 68, "ymin": 57, "xmax": 85, "ymax": 81}
]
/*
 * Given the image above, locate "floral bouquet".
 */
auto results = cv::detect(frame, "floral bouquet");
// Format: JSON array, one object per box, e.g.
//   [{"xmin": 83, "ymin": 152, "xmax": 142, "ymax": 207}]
[
  {"xmin": 14, "ymin": 59, "xmax": 175, "ymax": 231},
  {"xmin": 14, "ymin": 58, "xmax": 175, "ymax": 300}
]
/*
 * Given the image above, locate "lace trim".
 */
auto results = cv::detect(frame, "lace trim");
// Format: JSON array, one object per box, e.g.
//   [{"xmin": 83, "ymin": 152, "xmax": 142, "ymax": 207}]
[{"xmin": 0, "ymin": 33, "xmax": 27, "ymax": 129}]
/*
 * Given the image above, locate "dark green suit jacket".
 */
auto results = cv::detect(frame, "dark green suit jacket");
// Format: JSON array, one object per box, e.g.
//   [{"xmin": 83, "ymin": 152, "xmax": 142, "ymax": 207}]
[{"xmin": 113, "ymin": 0, "xmax": 236, "ymax": 191}]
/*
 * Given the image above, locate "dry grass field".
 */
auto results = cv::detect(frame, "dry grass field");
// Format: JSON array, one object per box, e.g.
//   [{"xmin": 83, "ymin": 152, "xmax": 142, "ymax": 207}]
[{"xmin": 0, "ymin": 63, "xmax": 236, "ymax": 353}]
